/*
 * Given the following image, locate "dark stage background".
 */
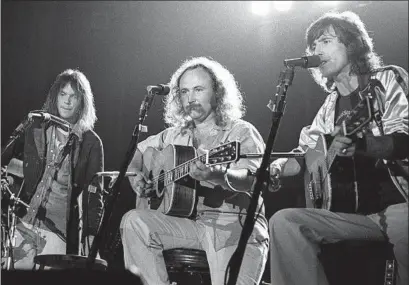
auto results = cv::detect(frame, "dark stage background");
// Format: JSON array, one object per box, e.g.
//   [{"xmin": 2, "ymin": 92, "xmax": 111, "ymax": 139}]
[{"xmin": 1, "ymin": 0, "xmax": 408, "ymax": 273}]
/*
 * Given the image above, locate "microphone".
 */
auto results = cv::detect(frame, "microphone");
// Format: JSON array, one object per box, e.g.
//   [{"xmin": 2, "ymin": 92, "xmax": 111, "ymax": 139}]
[
  {"xmin": 284, "ymin": 55, "xmax": 321, "ymax": 68},
  {"xmin": 28, "ymin": 111, "xmax": 71, "ymax": 131},
  {"xmin": 95, "ymin": 171, "xmax": 138, "ymax": 177},
  {"xmin": 146, "ymin": 84, "xmax": 170, "ymax": 95}
]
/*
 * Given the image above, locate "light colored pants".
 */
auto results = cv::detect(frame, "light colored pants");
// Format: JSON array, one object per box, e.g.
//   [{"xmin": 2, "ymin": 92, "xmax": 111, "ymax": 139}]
[
  {"xmin": 269, "ymin": 203, "xmax": 408, "ymax": 285},
  {"xmin": 10, "ymin": 219, "xmax": 66, "ymax": 270},
  {"xmin": 120, "ymin": 209, "xmax": 269, "ymax": 285}
]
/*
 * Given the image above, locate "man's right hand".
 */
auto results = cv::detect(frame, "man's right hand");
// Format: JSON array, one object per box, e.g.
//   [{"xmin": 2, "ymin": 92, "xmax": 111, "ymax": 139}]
[{"xmin": 128, "ymin": 170, "xmax": 153, "ymax": 197}]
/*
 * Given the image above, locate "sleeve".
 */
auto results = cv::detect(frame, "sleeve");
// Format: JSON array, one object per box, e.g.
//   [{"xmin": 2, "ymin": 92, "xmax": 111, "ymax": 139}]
[
  {"xmin": 298, "ymin": 94, "xmax": 335, "ymax": 151},
  {"xmin": 136, "ymin": 128, "xmax": 169, "ymax": 153},
  {"xmin": 83, "ymin": 136, "xmax": 104, "ymax": 236},
  {"xmin": 226, "ymin": 122, "xmax": 265, "ymax": 174},
  {"xmin": 374, "ymin": 66, "xmax": 409, "ymax": 135}
]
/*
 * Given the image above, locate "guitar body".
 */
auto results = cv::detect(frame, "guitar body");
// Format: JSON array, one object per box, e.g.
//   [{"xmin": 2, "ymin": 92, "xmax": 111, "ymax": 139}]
[
  {"xmin": 142, "ymin": 144, "xmax": 197, "ymax": 217},
  {"xmin": 303, "ymin": 94, "xmax": 379, "ymax": 213},
  {"xmin": 136, "ymin": 141, "xmax": 240, "ymax": 217},
  {"xmin": 304, "ymin": 134, "xmax": 359, "ymax": 213}
]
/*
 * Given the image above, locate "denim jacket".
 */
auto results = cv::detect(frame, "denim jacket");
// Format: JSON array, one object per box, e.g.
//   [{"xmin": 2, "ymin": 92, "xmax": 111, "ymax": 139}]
[{"xmin": 3, "ymin": 120, "xmax": 104, "ymax": 254}]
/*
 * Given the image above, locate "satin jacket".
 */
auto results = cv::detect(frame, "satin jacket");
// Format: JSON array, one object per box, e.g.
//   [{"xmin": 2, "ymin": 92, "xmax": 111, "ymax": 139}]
[{"xmin": 298, "ymin": 65, "xmax": 408, "ymax": 201}]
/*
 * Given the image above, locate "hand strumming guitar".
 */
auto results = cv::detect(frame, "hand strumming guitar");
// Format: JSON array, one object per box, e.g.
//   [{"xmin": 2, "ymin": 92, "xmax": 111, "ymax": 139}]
[
  {"xmin": 330, "ymin": 125, "xmax": 359, "ymax": 157},
  {"xmin": 128, "ymin": 170, "xmax": 153, "ymax": 198}
]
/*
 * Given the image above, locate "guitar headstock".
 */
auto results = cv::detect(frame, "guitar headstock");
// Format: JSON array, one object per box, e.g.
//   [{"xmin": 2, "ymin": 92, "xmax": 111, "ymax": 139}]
[
  {"xmin": 342, "ymin": 96, "xmax": 373, "ymax": 136},
  {"xmin": 206, "ymin": 141, "xmax": 241, "ymax": 166}
]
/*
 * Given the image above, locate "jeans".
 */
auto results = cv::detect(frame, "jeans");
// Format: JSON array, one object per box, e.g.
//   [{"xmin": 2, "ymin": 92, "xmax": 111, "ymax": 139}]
[
  {"xmin": 11, "ymin": 218, "xmax": 66, "ymax": 270},
  {"xmin": 269, "ymin": 203, "xmax": 408, "ymax": 285},
  {"xmin": 120, "ymin": 209, "xmax": 269, "ymax": 285}
]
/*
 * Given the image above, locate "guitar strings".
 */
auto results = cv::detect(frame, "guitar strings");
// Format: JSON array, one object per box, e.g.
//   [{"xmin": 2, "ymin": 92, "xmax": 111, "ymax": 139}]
[{"xmin": 150, "ymin": 153, "xmax": 208, "ymax": 186}]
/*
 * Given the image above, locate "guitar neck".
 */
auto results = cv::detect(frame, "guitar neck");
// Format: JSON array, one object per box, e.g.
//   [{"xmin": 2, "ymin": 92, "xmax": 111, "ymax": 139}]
[
  {"xmin": 170, "ymin": 154, "xmax": 207, "ymax": 182},
  {"xmin": 154, "ymin": 141, "xmax": 239, "ymax": 186}
]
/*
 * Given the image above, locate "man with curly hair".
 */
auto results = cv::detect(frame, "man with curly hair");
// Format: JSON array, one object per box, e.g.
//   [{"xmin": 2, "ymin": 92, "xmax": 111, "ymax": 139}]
[
  {"xmin": 120, "ymin": 57, "xmax": 269, "ymax": 285},
  {"xmin": 268, "ymin": 11, "xmax": 408, "ymax": 285}
]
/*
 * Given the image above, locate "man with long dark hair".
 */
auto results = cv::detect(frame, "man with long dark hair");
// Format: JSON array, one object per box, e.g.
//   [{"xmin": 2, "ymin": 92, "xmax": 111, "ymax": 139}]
[
  {"xmin": 120, "ymin": 57, "xmax": 269, "ymax": 285},
  {"xmin": 268, "ymin": 11, "xmax": 408, "ymax": 285},
  {"xmin": 2, "ymin": 69, "xmax": 104, "ymax": 269}
]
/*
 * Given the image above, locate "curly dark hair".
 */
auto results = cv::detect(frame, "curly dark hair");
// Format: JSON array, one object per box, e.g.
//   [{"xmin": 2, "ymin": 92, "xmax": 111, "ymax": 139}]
[
  {"xmin": 42, "ymin": 69, "xmax": 97, "ymax": 132},
  {"xmin": 305, "ymin": 11, "xmax": 383, "ymax": 92},
  {"xmin": 163, "ymin": 56, "xmax": 246, "ymax": 128}
]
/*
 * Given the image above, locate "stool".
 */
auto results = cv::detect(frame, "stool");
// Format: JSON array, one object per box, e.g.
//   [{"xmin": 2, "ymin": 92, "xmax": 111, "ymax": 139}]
[
  {"xmin": 319, "ymin": 240, "xmax": 396, "ymax": 285},
  {"xmin": 163, "ymin": 248, "xmax": 211, "ymax": 285},
  {"xmin": 33, "ymin": 254, "xmax": 108, "ymax": 271}
]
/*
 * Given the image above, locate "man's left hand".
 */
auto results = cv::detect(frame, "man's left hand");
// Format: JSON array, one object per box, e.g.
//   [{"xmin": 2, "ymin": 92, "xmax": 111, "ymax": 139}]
[
  {"xmin": 189, "ymin": 147, "xmax": 226, "ymax": 181},
  {"xmin": 189, "ymin": 159, "xmax": 213, "ymax": 181}
]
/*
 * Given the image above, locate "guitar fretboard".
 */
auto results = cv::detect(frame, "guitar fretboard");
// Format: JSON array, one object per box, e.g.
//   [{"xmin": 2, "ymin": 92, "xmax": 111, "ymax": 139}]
[{"xmin": 162, "ymin": 154, "xmax": 207, "ymax": 186}]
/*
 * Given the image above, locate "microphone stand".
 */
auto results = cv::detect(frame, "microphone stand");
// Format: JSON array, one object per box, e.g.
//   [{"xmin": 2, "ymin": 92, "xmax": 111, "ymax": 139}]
[
  {"xmin": 86, "ymin": 89, "xmax": 157, "ymax": 268},
  {"xmin": 1, "ymin": 179, "xmax": 30, "ymax": 270},
  {"xmin": 2, "ymin": 111, "xmax": 72, "ymax": 165},
  {"xmin": 1, "ymin": 116, "xmax": 33, "ymax": 164},
  {"xmin": 226, "ymin": 66, "xmax": 295, "ymax": 285}
]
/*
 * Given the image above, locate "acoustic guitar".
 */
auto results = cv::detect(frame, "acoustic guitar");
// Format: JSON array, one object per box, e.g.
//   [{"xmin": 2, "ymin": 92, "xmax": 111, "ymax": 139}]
[
  {"xmin": 139, "ymin": 141, "xmax": 241, "ymax": 217},
  {"xmin": 304, "ymin": 95, "xmax": 374, "ymax": 213}
]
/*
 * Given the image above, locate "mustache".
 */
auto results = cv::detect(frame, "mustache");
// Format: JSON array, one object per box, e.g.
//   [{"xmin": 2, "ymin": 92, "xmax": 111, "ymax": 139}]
[{"xmin": 185, "ymin": 103, "xmax": 202, "ymax": 112}]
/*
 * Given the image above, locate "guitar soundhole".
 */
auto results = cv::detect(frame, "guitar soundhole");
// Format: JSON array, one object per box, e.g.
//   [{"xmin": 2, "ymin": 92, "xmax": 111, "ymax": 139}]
[{"xmin": 156, "ymin": 169, "xmax": 165, "ymax": 198}]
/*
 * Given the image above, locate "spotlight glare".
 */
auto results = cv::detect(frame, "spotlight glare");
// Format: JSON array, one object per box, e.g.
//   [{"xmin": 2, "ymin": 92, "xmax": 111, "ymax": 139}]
[
  {"xmin": 273, "ymin": 1, "xmax": 293, "ymax": 12},
  {"xmin": 251, "ymin": 1, "xmax": 271, "ymax": 16},
  {"xmin": 320, "ymin": 1, "xmax": 340, "ymax": 6}
]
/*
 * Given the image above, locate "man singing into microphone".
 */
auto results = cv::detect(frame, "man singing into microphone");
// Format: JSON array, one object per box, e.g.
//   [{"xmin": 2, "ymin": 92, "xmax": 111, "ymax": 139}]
[
  {"xmin": 1, "ymin": 69, "xmax": 104, "ymax": 269},
  {"xmin": 120, "ymin": 56, "xmax": 269, "ymax": 285},
  {"xmin": 268, "ymin": 11, "xmax": 408, "ymax": 285}
]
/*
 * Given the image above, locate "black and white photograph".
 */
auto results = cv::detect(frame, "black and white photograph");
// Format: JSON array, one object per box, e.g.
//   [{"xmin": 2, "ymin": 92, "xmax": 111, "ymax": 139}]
[{"xmin": 1, "ymin": 1, "xmax": 408, "ymax": 285}]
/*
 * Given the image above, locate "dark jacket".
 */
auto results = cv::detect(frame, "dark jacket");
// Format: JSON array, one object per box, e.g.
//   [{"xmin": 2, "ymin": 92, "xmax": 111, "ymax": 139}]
[{"xmin": 2, "ymin": 120, "xmax": 104, "ymax": 254}]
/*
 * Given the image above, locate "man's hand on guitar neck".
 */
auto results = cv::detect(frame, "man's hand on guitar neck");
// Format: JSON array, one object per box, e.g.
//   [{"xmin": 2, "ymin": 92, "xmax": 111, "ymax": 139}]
[
  {"xmin": 189, "ymin": 159, "xmax": 227, "ymax": 182},
  {"xmin": 189, "ymin": 146, "xmax": 227, "ymax": 184}
]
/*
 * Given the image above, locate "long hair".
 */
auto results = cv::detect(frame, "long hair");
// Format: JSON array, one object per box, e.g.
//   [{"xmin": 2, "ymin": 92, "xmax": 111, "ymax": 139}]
[
  {"xmin": 42, "ymin": 69, "xmax": 97, "ymax": 133},
  {"xmin": 305, "ymin": 11, "xmax": 383, "ymax": 92},
  {"xmin": 163, "ymin": 56, "xmax": 246, "ymax": 128}
]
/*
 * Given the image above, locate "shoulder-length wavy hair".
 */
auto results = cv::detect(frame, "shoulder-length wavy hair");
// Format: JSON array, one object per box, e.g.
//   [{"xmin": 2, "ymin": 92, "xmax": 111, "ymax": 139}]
[
  {"xmin": 42, "ymin": 69, "xmax": 97, "ymax": 133},
  {"xmin": 163, "ymin": 56, "xmax": 246, "ymax": 129},
  {"xmin": 305, "ymin": 11, "xmax": 383, "ymax": 93}
]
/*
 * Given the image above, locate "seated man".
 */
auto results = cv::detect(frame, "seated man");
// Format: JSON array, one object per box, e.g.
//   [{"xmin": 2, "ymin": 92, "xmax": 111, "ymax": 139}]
[
  {"xmin": 120, "ymin": 56, "xmax": 269, "ymax": 285},
  {"xmin": 269, "ymin": 11, "xmax": 408, "ymax": 285}
]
